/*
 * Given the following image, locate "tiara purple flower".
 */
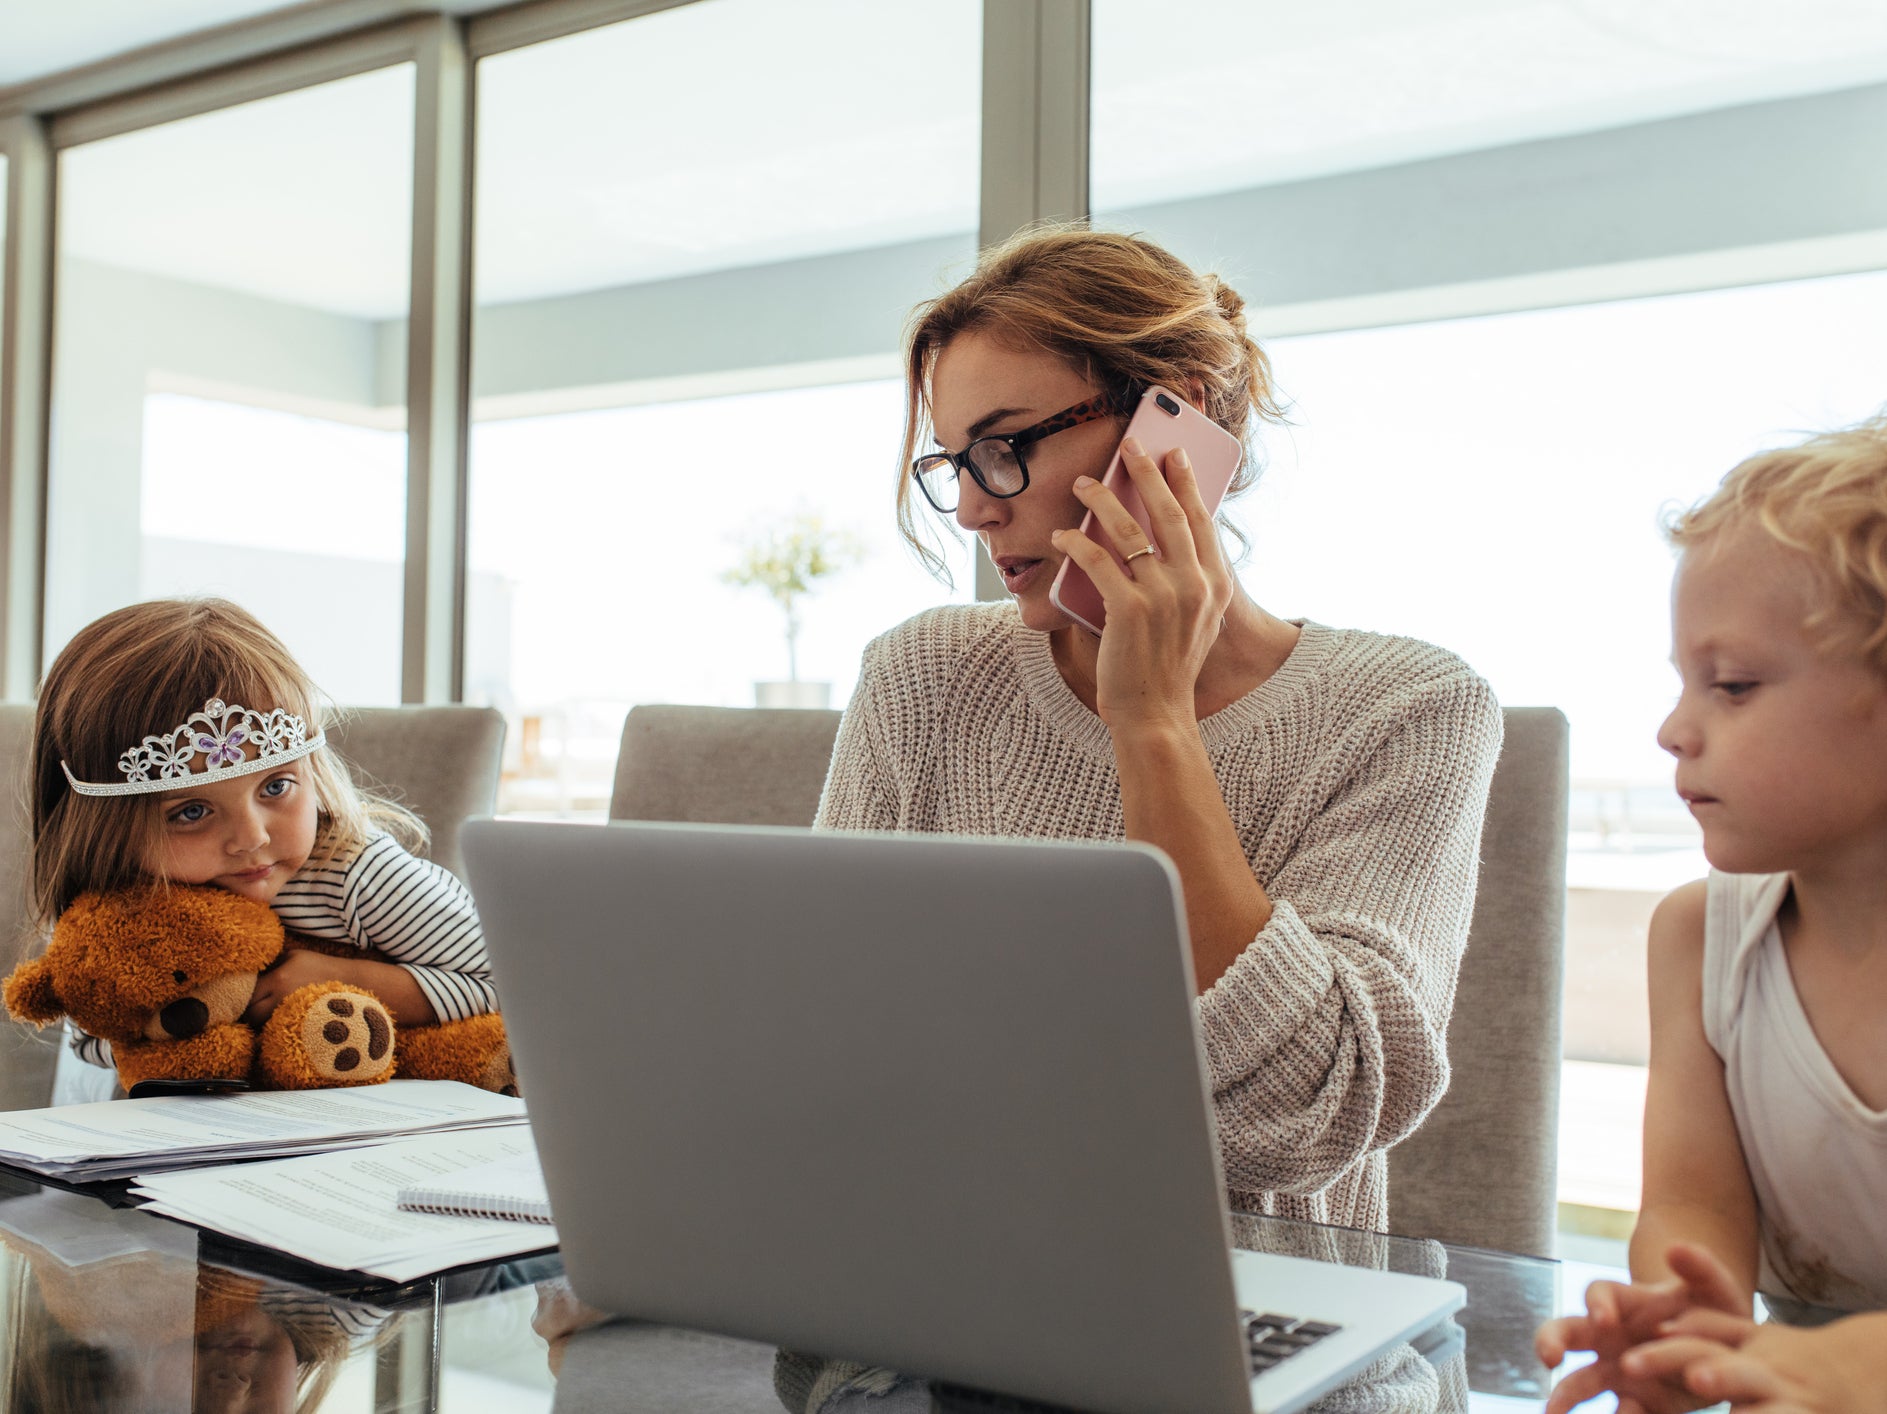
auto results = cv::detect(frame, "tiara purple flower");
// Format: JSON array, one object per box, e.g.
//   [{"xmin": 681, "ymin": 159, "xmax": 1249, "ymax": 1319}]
[{"xmin": 61, "ymin": 698, "xmax": 325, "ymax": 798}]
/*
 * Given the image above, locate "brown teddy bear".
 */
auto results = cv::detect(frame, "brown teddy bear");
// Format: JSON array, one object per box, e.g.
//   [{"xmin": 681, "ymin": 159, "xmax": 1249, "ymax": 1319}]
[{"xmin": 3, "ymin": 883, "xmax": 515, "ymax": 1095}]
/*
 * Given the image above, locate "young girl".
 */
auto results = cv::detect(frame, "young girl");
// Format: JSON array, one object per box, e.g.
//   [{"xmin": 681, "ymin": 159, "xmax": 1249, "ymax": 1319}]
[
  {"xmin": 30, "ymin": 597, "xmax": 499, "ymax": 1079},
  {"xmin": 1538, "ymin": 415, "xmax": 1887, "ymax": 1411}
]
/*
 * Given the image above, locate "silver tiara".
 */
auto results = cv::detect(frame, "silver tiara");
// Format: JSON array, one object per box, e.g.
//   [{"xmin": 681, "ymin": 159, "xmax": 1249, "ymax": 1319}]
[{"xmin": 61, "ymin": 697, "xmax": 326, "ymax": 798}]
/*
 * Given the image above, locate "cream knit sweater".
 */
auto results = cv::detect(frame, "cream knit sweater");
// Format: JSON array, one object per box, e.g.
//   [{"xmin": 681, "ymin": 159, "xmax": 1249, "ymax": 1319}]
[{"xmin": 815, "ymin": 603, "xmax": 1503, "ymax": 1230}]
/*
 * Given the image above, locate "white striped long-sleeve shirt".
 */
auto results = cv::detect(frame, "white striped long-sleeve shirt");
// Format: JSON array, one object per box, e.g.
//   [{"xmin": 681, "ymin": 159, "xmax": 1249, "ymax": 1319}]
[
  {"xmin": 272, "ymin": 831, "xmax": 497, "ymax": 1021},
  {"xmin": 71, "ymin": 832, "xmax": 496, "ymax": 1069}
]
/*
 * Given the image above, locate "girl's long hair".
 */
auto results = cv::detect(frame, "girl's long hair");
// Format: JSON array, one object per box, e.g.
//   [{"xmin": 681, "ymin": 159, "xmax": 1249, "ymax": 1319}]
[
  {"xmin": 30, "ymin": 598, "xmax": 424, "ymax": 925},
  {"xmin": 897, "ymin": 223, "xmax": 1285, "ymax": 580}
]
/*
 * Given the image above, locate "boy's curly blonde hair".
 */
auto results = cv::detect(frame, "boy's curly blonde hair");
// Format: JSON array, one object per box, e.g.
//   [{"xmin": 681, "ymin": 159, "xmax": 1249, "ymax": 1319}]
[{"xmin": 1667, "ymin": 413, "xmax": 1887, "ymax": 672}]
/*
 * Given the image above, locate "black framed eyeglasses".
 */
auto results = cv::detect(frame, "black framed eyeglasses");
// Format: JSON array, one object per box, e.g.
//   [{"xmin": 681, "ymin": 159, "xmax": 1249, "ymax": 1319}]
[{"xmin": 911, "ymin": 388, "xmax": 1136, "ymax": 514}]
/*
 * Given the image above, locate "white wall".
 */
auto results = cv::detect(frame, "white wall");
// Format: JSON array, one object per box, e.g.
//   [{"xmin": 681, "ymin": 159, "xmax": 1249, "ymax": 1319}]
[{"xmin": 1115, "ymin": 80, "xmax": 1887, "ymax": 306}]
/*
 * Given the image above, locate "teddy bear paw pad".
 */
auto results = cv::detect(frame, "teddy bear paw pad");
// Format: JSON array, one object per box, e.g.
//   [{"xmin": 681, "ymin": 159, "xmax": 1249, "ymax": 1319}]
[{"xmin": 299, "ymin": 993, "xmax": 395, "ymax": 1083}]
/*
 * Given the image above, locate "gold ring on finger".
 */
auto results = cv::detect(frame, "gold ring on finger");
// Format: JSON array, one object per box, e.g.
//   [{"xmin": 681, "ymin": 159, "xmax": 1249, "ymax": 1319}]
[{"xmin": 1123, "ymin": 545, "xmax": 1157, "ymax": 563}]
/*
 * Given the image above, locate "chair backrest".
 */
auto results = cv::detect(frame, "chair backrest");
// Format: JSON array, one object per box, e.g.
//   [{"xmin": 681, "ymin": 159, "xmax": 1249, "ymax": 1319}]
[
  {"xmin": 1387, "ymin": 706, "xmax": 1569, "ymax": 1257},
  {"xmin": 609, "ymin": 704, "xmax": 843, "ymax": 827},
  {"xmin": 324, "ymin": 706, "xmax": 507, "ymax": 881},
  {"xmin": 0, "ymin": 703, "xmax": 58, "ymax": 1111},
  {"xmin": 608, "ymin": 702, "xmax": 1569, "ymax": 1257}
]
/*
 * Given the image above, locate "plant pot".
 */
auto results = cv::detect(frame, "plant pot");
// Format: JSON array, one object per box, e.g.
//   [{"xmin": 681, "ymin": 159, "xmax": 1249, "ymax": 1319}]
[{"xmin": 754, "ymin": 681, "xmax": 832, "ymax": 710}]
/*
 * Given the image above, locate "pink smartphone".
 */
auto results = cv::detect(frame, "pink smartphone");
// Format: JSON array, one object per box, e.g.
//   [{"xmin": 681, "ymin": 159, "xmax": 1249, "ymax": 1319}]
[{"xmin": 1048, "ymin": 385, "xmax": 1244, "ymax": 636}]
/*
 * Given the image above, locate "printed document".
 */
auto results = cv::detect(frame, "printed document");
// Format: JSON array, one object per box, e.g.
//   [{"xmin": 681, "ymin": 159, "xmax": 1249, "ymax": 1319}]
[
  {"xmin": 0, "ymin": 1081, "xmax": 525, "ymax": 1182},
  {"xmin": 133, "ymin": 1125, "xmax": 556, "ymax": 1281}
]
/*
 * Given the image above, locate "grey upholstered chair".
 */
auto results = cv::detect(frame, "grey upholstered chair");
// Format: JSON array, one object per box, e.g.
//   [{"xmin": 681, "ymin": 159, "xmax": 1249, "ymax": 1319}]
[
  {"xmin": 609, "ymin": 704, "xmax": 843, "ymax": 827},
  {"xmin": 0, "ymin": 703, "xmax": 58, "ymax": 1111},
  {"xmin": 325, "ymin": 705, "xmax": 507, "ymax": 881},
  {"xmin": 609, "ymin": 702, "xmax": 1570, "ymax": 1257},
  {"xmin": 1386, "ymin": 706, "xmax": 1570, "ymax": 1257}
]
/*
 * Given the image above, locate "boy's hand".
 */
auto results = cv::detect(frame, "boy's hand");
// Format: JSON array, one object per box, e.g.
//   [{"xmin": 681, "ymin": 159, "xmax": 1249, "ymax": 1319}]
[
  {"xmin": 241, "ymin": 948, "xmax": 355, "ymax": 1025},
  {"xmin": 1624, "ymin": 1310, "xmax": 1887, "ymax": 1414},
  {"xmin": 533, "ymin": 1277, "xmax": 611, "ymax": 1378},
  {"xmin": 1537, "ymin": 1243, "xmax": 1749, "ymax": 1413}
]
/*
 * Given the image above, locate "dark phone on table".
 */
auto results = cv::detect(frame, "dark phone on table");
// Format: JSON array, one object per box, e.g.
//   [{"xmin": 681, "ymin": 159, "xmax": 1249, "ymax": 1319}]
[{"xmin": 127, "ymin": 1077, "xmax": 255, "ymax": 1099}]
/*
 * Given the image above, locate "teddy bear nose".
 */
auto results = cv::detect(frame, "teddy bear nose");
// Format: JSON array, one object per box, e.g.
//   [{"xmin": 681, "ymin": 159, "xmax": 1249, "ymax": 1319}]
[{"xmin": 159, "ymin": 996, "xmax": 210, "ymax": 1039}]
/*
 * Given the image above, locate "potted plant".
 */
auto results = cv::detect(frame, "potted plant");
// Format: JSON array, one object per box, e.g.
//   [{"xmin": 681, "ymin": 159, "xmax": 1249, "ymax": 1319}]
[{"xmin": 723, "ymin": 511, "xmax": 865, "ymax": 708}]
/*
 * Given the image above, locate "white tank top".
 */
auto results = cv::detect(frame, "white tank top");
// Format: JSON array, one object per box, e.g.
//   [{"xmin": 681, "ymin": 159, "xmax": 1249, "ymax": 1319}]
[{"xmin": 1702, "ymin": 871, "xmax": 1887, "ymax": 1313}]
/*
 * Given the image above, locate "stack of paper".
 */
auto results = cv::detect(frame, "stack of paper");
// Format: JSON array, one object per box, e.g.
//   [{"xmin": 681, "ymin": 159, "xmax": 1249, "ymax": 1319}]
[
  {"xmin": 0, "ymin": 1081, "xmax": 525, "ymax": 1182},
  {"xmin": 133, "ymin": 1126, "xmax": 557, "ymax": 1281}
]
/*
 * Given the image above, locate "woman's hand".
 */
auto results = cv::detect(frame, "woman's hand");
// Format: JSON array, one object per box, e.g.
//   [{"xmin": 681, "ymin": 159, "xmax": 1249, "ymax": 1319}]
[
  {"xmin": 1053, "ymin": 433, "xmax": 1270, "ymax": 989},
  {"xmin": 1537, "ymin": 1243, "xmax": 1750, "ymax": 1413},
  {"xmin": 1051, "ymin": 435, "xmax": 1234, "ymax": 732},
  {"xmin": 1620, "ymin": 1309, "xmax": 1887, "ymax": 1414}
]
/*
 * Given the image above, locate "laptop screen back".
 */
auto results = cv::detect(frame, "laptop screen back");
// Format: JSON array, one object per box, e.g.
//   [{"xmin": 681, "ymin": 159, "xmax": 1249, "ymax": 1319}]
[{"xmin": 464, "ymin": 819, "xmax": 1255, "ymax": 1414}]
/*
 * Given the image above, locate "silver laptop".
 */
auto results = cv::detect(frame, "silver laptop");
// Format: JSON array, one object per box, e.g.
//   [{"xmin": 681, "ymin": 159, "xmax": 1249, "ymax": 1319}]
[{"xmin": 462, "ymin": 820, "xmax": 1464, "ymax": 1414}]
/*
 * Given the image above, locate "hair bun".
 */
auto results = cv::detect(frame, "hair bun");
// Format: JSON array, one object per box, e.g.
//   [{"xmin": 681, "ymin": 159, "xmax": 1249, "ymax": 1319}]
[{"xmin": 1208, "ymin": 276, "xmax": 1246, "ymax": 325}]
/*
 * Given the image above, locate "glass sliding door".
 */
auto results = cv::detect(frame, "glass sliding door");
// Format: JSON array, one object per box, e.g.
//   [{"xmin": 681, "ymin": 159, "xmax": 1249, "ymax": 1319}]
[
  {"xmin": 467, "ymin": 0, "xmax": 981, "ymax": 815},
  {"xmin": 46, "ymin": 65, "xmax": 416, "ymax": 705},
  {"xmin": 1091, "ymin": 0, "xmax": 1887, "ymax": 1218}
]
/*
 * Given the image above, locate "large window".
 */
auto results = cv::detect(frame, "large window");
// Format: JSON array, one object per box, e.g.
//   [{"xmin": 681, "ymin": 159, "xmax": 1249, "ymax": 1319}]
[
  {"xmin": 139, "ymin": 393, "xmax": 408, "ymax": 705},
  {"xmin": 1090, "ymin": 0, "xmax": 1887, "ymax": 1221},
  {"xmin": 9, "ymin": 0, "xmax": 1887, "ymax": 1234},
  {"xmin": 1237, "ymin": 272, "xmax": 1887, "ymax": 811},
  {"xmin": 466, "ymin": 0, "xmax": 981, "ymax": 814},
  {"xmin": 44, "ymin": 65, "xmax": 415, "ymax": 702}
]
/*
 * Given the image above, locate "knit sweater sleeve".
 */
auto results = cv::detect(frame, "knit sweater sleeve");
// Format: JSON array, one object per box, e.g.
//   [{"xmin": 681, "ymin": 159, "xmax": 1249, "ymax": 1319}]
[
  {"xmin": 815, "ymin": 625, "xmax": 932, "ymax": 832},
  {"xmin": 1197, "ymin": 669, "xmax": 1502, "ymax": 1198}
]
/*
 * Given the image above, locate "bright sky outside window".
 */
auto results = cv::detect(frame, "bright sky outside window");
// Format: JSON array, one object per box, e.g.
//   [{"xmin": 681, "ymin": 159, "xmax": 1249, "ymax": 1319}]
[{"xmin": 1237, "ymin": 268, "xmax": 1887, "ymax": 887}]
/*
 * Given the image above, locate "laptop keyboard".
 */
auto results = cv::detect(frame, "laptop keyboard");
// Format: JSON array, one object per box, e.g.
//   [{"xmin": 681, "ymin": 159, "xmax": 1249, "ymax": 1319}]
[
  {"xmin": 933, "ymin": 1312, "xmax": 1350, "ymax": 1409},
  {"xmin": 1241, "ymin": 1309, "xmax": 1343, "ymax": 1374}
]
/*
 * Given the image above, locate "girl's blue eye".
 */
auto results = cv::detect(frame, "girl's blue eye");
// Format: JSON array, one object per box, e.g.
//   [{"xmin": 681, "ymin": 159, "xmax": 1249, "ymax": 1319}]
[
  {"xmin": 171, "ymin": 802, "xmax": 209, "ymax": 824},
  {"xmin": 262, "ymin": 776, "xmax": 294, "ymax": 798}
]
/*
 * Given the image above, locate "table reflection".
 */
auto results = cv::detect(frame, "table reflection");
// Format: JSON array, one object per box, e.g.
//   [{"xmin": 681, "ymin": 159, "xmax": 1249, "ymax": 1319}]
[
  {"xmin": 546, "ymin": 1209, "xmax": 1556, "ymax": 1413},
  {"xmin": 0, "ymin": 1174, "xmax": 558, "ymax": 1413},
  {"xmin": 3, "ymin": 1189, "xmax": 390, "ymax": 1413},
  {"xmin": 544, "ymin": 1314, "xmax": 1473, "ymax": 1414},
  {"xmin": 1, "ymin": 1167, "xmax": 1556, "ymax": 1414}
]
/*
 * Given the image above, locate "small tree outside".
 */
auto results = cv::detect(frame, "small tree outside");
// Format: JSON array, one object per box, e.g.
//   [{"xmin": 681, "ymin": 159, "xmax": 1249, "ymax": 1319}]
[{"xmin": 722, "ymin": 512, "xmax": 866, "ymax": 683}]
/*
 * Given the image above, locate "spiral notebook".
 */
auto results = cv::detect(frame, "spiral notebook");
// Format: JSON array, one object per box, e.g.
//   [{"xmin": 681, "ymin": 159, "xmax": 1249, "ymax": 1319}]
[{"xmin": 394, "ymin": 1148, "xmax": 552, "ymax": 1225}]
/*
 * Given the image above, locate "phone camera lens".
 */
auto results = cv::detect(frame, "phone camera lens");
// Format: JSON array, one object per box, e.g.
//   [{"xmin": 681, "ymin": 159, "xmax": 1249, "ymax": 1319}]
[{"xmin": 1155, "ymin": 393, "xmax": 1180, "ymax": 416}]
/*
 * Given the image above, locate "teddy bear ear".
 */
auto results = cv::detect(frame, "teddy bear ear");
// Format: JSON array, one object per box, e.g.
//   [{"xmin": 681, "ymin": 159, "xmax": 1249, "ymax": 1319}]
[{"xmin": 3, "ymin": 957, "xmax": 66, "ymax": 1026}]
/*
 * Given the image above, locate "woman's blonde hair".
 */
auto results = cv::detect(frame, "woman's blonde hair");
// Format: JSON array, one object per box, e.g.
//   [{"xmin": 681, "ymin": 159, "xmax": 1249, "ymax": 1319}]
[
  {"xmin": 30, "ymin": 598, "xmax": 425, "ymax": 925},
  {"xmin": 1667, "ymin": 413, "xmax": 1887, "ymax": 673},
  {"xmin": 897, "ymin": 223, "xmax": 1284, "ymax": 579}
]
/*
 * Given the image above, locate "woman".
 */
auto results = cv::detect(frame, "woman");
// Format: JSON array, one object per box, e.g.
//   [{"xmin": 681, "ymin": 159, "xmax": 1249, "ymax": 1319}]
[{"xmin": 818, "ymin": 225, "xmax": 1503, "ymax": 1229}]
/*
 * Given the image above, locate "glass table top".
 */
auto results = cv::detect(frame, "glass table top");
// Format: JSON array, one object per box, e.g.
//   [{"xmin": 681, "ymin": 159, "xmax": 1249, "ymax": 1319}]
[{"xmin": 0, "ymin": 1165, "xmax": 1573, "ymax": 1412}]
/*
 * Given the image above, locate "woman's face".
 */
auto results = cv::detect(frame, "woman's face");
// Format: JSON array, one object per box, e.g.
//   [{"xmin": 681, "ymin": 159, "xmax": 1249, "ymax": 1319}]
[{"xmin": 929, "ymin": 329, "xmax": 1125, "ymax": 632}]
